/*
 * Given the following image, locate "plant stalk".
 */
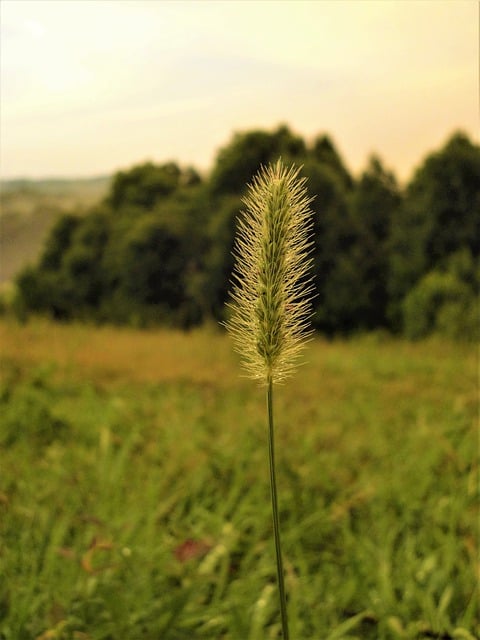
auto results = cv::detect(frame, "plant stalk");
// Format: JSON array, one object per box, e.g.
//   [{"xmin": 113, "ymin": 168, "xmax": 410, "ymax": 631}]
[{"xmin": 266, "ymin": 375, "xmax": 290, "ymax": 639}]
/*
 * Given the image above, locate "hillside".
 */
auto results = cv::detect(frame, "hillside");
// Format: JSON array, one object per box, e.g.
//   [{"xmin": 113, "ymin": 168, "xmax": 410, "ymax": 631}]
[{"xmin": 0, "ymin": 176, "xmax": 110, "ymax": 284}]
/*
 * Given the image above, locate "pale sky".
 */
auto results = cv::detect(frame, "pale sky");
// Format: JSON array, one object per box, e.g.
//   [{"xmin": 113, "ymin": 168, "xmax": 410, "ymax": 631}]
[{"xmin": 1, "ymin": 0, "xmax": 478, "ymax": 182}]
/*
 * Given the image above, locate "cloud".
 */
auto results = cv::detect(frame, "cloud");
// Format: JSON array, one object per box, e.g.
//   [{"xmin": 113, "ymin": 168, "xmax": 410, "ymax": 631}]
[{"xmin": 1, "ymin": 0, "xmax": 477, "ymax": 179}]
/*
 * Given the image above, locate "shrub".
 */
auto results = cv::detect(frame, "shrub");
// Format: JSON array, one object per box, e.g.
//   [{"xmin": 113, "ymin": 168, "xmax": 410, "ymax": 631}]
[{"xmin": 402, "ymin": 251, "xmax": 479, "ymax": 340}]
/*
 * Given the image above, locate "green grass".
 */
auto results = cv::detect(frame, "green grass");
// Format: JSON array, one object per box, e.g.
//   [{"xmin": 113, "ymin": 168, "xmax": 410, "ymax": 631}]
[{"xmin": 0, "ymin": 321, "xmax": 478, "ymax": 639}]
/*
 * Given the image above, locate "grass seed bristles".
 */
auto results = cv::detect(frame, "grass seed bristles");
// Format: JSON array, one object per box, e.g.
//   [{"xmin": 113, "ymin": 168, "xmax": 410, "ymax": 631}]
[
  {"xmin": 226, "ymin": 160, "xmax": 314, "ymax": 639},
  {"xmin": 226, "ymin": 160, "xmax": 314, "ymax": 384}
]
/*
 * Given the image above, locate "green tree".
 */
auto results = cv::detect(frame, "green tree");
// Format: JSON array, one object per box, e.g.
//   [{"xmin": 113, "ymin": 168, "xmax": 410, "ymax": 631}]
[
  {"xmin": 209, "ymin": 125, "xmax": 306, "ymax": 196},
  {"xmin": 39, "ymin": 214, "xmax": 81, "ymax": 270},
  {"xmin": 202, "ymin": 194, "xmax": 243, "ymax": 321},
  {"xmin": 311, "ymin": 134, "xmax": 353, "ymax": 191},
  {"xmin": 101, "ymin": 209, "xmax": 202, "ymax": 327},
  {"xmin": 347, "ymin": 156, "xmax": 401, "ymax": 329},
  {"xmin": 60, "ymin": 210, "xmax": 111, "ymax": 312},
  {"xmin": 15, "ymin": 267, "xmax": 56, "ymax": 317},
  {"xmin": 402, "ymin": 249, "xmax": 479, "ymax": 341},
  {"xmin": 107, "ymin": 162, "xmax": 201, "ymax": 211},
  {"xmin": 389, "ymin": 131, "xmax": 480, "ymax": 326},
  {"xmin": 16, "ymin": 209, "xmax": 111, "ymax": 319},
  {"xmin": 301, "ymin": 153, "xmax": 355, "ymax": 333}
]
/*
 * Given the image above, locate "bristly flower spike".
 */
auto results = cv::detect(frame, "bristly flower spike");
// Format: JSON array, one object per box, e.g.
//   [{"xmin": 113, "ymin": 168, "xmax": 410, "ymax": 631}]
[
  {"xmin": 227, "ymin": 159, "xmax": 314, "ymax": 385},
  {"xmin": 226, "ymin": 160, "xmax": 314, "ymax": 639}
]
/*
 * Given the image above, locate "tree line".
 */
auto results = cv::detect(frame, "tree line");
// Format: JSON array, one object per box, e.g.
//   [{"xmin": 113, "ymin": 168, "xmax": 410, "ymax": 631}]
[{"xmin": 14, "ymin": 125, "xmax": 480, "ymax": 340}]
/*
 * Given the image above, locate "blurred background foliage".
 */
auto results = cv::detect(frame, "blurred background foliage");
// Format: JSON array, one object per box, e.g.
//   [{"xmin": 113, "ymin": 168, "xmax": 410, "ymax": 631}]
[{"xmin": 5, "ymin": 125, "xmax": 479, "ymax": 339}]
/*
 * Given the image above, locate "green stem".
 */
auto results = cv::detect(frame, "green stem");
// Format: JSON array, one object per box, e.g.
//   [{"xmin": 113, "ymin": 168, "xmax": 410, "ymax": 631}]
[{"xmin": 267, "ymin": 376, "xmax": 290, "ymax": 639}]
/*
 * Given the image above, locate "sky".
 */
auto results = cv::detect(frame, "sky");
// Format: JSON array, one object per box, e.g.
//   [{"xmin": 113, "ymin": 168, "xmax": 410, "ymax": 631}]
[{"xmin": 1, "ymin": 0, "xmax": 478, "ymax": 182}]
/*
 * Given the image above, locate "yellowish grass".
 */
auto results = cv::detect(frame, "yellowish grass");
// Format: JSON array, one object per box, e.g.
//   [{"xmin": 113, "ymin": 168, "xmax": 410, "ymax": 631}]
[
  {"xmin": 0, "ymin": 319, "xmax": 237, "ymax": 388},
  {"xmin": 0, "ymin": 318, "xmax": 475, "ymax": 411}
]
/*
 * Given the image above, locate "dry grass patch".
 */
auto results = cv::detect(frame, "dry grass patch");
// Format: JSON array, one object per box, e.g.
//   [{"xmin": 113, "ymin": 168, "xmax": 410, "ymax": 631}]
[{"xmin": 0, "ymin": 319, "xmax": 236, "ymax": 388}]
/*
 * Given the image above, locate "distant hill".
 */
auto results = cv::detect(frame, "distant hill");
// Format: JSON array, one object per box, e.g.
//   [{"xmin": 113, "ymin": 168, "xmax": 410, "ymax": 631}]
[{"xmin": 0, "ymin": 176, "xmax": 110, "ymax": 284}]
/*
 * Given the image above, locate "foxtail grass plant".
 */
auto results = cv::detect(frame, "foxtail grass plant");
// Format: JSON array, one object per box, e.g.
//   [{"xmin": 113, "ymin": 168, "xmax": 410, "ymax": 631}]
[{"xmin": 226, "ymin": 160, "xmax": 314, "ymax": 639}]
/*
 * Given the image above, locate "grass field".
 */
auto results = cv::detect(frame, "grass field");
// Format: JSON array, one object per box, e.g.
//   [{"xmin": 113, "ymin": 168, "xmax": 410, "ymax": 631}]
[{"xmin": 0, "ymin": 319, "xmax": 478, "ymax": 639}]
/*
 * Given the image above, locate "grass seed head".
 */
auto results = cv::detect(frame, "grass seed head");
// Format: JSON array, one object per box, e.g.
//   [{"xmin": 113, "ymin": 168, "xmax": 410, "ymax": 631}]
[{"xmin": 226, "ymin": 160, "xmax": 314, "ymax": 384}]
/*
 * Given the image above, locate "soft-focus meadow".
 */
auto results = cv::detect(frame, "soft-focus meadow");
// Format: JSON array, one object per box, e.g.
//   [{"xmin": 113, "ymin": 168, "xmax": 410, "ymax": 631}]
[{"xmin": 0, "ymin": 319, "xmax": 478, "ymax": 639}]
